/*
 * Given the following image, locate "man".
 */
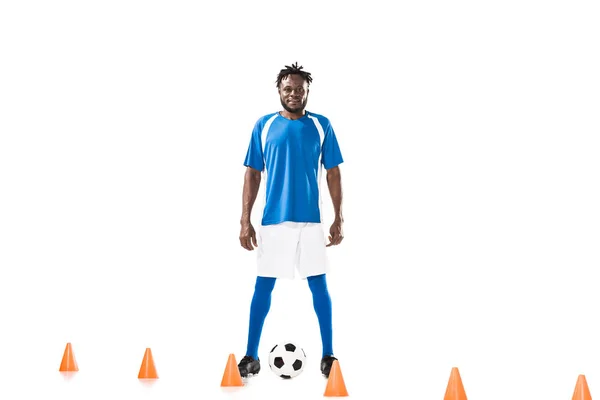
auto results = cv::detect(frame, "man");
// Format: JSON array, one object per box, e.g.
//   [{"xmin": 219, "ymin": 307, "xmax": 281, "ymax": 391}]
[{"xmin": 237, "ymin": 62, "xmax": 345, "ymax": 379}]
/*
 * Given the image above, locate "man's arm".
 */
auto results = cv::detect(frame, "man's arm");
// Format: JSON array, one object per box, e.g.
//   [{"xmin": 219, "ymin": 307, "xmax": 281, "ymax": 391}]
[
  {"xmin": 326, "ymin": 165, "xmax": 344, "ymax": 246},
  {"xmin": 240, "ymin": 166, "xmax": 261, "ymax": 250}
]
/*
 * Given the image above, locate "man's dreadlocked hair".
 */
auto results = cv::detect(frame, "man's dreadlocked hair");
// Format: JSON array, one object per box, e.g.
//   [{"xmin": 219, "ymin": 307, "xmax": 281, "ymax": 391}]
[{"xmin": 276, "ymin": 62, "xmax": 313, "ymax": 88}]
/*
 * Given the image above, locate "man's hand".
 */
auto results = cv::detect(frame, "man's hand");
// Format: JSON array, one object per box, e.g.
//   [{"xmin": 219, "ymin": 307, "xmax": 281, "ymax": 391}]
[
  {"xmin": 327, "ymin": 219, "xmax": 344, "ymax": 247},
  {"xmin": 240, "ymin": 222, "xmax": 258, "ymax": 251}
]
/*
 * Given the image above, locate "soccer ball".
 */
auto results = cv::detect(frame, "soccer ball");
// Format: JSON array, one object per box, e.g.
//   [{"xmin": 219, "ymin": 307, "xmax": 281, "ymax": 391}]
[{"xmin": 268, "ymin": 342, "xmax": 306, "ymax": 379}]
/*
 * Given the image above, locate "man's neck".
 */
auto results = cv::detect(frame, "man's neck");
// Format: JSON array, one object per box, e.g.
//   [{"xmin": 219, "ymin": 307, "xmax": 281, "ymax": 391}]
[{"xmin": 280, "ymin": 110, "xmax": 305, "ymax": 120}]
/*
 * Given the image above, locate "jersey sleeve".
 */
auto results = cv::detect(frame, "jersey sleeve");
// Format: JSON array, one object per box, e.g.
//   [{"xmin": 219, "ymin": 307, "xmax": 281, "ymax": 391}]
[
  {"xmin": 321, "ymin": 122, "xmax": 344, "ymax": 170},
  {"xmin": 243, "ymin": 119, "xmax": 265, "ymax": 172}
]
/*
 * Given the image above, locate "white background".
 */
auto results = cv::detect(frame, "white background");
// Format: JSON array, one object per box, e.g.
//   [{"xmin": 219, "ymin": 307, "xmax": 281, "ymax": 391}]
[{"xmin": 1, "ymin": 0, "xmax": 599, "ymax": 399}]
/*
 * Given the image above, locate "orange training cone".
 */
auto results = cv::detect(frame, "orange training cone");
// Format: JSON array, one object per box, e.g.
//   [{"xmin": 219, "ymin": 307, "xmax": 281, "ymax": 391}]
[
  {"xmin": 59, "ymin": 342, "xmax": 79, "ymax": 372},
  {"xmin": 572, "ymin": 374, "xmax": 592, "ymax": 400},
  {"xmin": 444, "ymin": 367, "xmax": 467, "ymax": 400},
  {"xmin": 324, "ymin": 360, "xmax": 349, "ymax": 397},
  {"xmin": 221, "ymin": 354, "xmax": 243, "ymax": 387},
  {"xmin": 138, "ymin": 348, "xmax": 158, "ymax": 379}
]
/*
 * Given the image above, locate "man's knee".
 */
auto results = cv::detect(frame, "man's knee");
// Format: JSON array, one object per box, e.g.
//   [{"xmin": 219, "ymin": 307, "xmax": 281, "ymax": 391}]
[{"xmin": 307, "ymin": 273, "xmax": 327, "ymax": 292}]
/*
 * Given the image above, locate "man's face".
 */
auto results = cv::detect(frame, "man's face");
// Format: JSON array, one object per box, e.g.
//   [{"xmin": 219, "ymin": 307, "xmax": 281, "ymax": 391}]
[{"xmin": 279, "ymin": 74, "xmax": 309, "ymax": 113}]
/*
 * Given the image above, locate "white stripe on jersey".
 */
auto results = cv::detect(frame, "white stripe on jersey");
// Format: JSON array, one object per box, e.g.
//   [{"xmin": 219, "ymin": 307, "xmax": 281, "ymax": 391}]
[
  {"xmin": 307, "ymin": 114, "xmax": 326, "ymax": 222},
  {"xmin": 261, "ymin": 114, "xmax": 278, "ymax": 158},
  {"xmin": 259, "ymin": 114, "xmax": 278, "ymax": 217}
]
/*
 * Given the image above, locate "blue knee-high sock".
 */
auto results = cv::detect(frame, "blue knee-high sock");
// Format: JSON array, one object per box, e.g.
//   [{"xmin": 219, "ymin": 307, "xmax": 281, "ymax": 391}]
[
  {"xmin": 245, "ymin": 276, "xmax": 276, "ymax": 359},
  {"xmin": 307, "ymin": 274, "xmax": 334, "ymax": 357}
]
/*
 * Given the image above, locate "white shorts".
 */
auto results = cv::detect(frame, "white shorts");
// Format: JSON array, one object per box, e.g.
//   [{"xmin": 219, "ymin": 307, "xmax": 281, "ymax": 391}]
[{"xmin": 256, "ymin": 222, "xmax": 330, "ymax": 279}]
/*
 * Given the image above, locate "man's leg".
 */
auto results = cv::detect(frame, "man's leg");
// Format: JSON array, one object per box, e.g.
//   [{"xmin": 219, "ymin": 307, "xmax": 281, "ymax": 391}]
[
  {"xmin": 246, "ymin": 276, "xmax": 277, "ymax": 358},
  {"xmin": 238, "ymin": 276, "xmax": 276, "ymax": 376},
  {"xmin": 307, "ymin": 273, "xmax": 334, "ymax": 357},
  {"xmin": 307, "ymin": 273, "xmax": 338, "ymax": 377}
]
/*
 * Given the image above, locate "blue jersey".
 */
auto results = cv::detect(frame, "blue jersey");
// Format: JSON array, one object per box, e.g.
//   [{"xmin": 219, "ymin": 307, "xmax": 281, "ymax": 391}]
[{"xmin": 244, "ymin": 111, "xmax": 344, "ymax": 226}]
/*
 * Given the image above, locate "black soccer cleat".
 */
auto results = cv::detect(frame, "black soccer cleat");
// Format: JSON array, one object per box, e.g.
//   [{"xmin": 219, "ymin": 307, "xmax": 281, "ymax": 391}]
[
  {"xmin": 320, "ymin": 355, "xmax": 338, "ymax": 378},
  {"xmin": 238, "ymin": 355, "xmax": 260, "ymax": 377}
]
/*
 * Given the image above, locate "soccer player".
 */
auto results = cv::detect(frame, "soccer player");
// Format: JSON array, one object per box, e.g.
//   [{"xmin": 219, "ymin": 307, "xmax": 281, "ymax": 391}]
[{"xmin": 237, "ymin": 62, "xmax": 345, "ymax": 379}]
